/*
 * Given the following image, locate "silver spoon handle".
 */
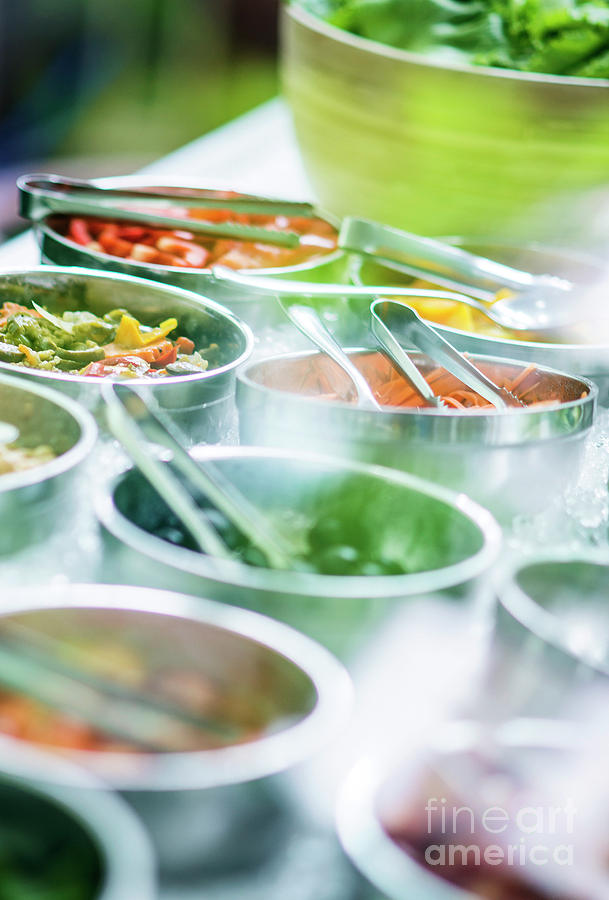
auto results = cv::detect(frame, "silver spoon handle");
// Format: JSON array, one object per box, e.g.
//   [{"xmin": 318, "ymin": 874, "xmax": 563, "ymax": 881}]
[
  {"xmin": 282, "ymin": 302, "xmax": 382, "ymax": 412},
  {"xmin": 211, "ymin": 265, "xmax": 486, "ymax": 307},
  {"xmin": 370, "ymin": 310, "xmax": 442, "ymax": 409},
  {"xmin": 371, "ymin": 300, "xmax": 508, "ymax": 410},
  {"xmin": 340, "ymin": 217, "xmax": 561, "ymax": 293}
]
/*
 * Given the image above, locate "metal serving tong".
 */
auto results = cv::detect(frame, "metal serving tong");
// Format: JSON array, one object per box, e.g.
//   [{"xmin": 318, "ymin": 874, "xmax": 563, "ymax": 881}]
[
  {"xmin": 103, "ymin": 383, "xmax": 295, "ymax": 569},
  {"xmin": 0, "ymin": 618, "xmax": 240, "ymax": 751},
  {"xmin": 370, "ymin": 300, "xmax": 525, "ymax": 409},
  {"xmin": 211, "ymin": 266, "xmax": 523, "ymax": 409},
  {"xmin": 18, "ymin": 173, "xmax": 321, "ymax": 250},
  {"xmin": 340, "ymin": 217, "xmax": 577, "ymax": 334},
  {"xmin": 277, "ymin": 298, "xmax": 382, "ymax": 411}
]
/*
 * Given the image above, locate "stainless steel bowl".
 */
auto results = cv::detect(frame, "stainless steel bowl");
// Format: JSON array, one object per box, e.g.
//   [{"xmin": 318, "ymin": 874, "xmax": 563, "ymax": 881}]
[
  {"xmin": 353, "ymin": 241, "xmax": 609, "ymax": 403},
  {"xmin": 487, "ymin": 555, "xmax": 609, "ymax": 719},
  {"xmin": 0, "ymin": 583, "xmax": 352, "ymax": 874},
  {"xmin": 0, "ymin": 266, "xmax": 253, "ymax": 443},
  {"xmin": 97, "ymin": 446, "xmax": 500, "ymax": 657},
  {"xmin": 282, "ymin": 5, "xmax": 609, "ymax": 241},
  {"xmin": 337, "ymin": 718, "xmax": 582, "ymax": 900},
  {"xmin": 31, "ymin": 176, "xmax": 349, "ymax": 328},
  {"xmin": 0, "ymin": 372, "xmax": 97, "ymax": 554},
  {"xmin": 0, "ymin": 744, "xmax": 155, "ymax": 900},
  {"xmin": 236, "ymin": 349, "xmax": 596, "ymax": 522}
]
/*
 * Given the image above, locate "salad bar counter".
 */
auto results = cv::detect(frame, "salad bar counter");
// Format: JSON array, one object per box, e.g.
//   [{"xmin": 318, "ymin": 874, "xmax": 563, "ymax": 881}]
[{"xmin": 1, "ymin": 77, "xmax": 609, "ymax": 900}]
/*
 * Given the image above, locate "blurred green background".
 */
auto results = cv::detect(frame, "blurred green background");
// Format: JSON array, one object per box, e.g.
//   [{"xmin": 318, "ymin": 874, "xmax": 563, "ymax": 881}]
[{"xmin": 0, "ymin": 0, "xmax": 279, "ymax": 235}]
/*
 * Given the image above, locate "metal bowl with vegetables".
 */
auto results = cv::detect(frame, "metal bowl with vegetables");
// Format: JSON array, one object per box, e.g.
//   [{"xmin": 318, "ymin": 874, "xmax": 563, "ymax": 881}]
[
  {"xmin": 351, "ymin": 240, "xmax": 609, "ymax": 402},
  {"xmin": 23, "ymin": 175, "xmax": 348, "ymax": 328},
  {"xmin": 0, "ymin": 583, "xmax": 351, "ymax": 874},
  {"xmin": 236, "ymin": 348, "xmax": 595, "ymax": 521},
  {"xmin": 97, "ymin": 446, "xmax": 500, "ymax": 657},
  {"xmin": 0, "ymin": 267, "xmax": 253, "ymax": 442},
  {"xmin": 0, "ymin": 746, "xmax": 155, "ymax": 900},
  {"xmin": 0, "ymin": 372, "xmax": 97, "ymax": 555},
  {"xmin": 337, "ymin": 718, "xmax": 586, "ymax": 900},
  {"xmin": 282, "ymin": 4, "xmax": 609, "ymax": 241}
]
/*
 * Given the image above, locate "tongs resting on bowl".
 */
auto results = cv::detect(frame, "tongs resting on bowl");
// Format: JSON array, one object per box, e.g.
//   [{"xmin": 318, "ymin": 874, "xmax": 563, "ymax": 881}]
[
  {"xmin": 371, "ymin": 300, "xmax": 526, "ymax": 409},
  {"xmin": 18, "ymin": 173, "xmax": 321, "ymax": 250},
  {"xmin": 340, "ymin": 217, "xmax": 578, "ymax": 334},
  {"xmin": 103, "ymin": 383, "xmax": 295, "ymax": 569},
  {"xmin": 0, "ymin": 618, "xmax": 240, "ymax": 751}
]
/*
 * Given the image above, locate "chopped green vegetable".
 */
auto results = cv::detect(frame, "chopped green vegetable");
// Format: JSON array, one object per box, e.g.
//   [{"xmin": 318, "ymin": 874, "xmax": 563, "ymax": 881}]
[{"xmin": 295, "ymin": 0, "xmax": 609, "ymax": 76}]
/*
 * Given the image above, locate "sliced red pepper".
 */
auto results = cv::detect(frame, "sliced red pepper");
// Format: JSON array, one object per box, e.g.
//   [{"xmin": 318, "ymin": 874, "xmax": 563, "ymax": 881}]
[
  {"xmin": 150, "ymin": 344, "xmax": 178, "ymax": 369},
  {"xmin": 176, "ymin": 336, "xmax": 195, "ymax": 354},
  {"xmin": 68, "ymin": 218, "xmax": 92, "ymax": 246},
  {"xmin": 117, "ymin": 225, "xmax": 147, "ymax": 241},
  {"xmin": 81, "ymin": 355, "xmax": 151, "ymax": 377}
]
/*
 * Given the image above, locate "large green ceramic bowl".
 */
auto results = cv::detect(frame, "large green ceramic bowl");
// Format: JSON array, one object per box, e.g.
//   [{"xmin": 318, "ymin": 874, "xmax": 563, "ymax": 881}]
[{"xmin": 281, "ymin": 5, "xmax": 609, "ymax": 241}]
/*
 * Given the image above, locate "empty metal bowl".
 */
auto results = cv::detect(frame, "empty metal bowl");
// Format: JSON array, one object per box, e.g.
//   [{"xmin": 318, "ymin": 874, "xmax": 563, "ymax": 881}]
[
  {"xmin": 282, "ymin": 5, "xmax": 609, "ymax": 241},
  {"xmin": 353, "ymin": 240, "xmax": 609, "ymax": 402},
  {"xmin": 97, "ymin": 446, "xmax": 500, "ymax": 657},
  {"xmin": 0, "ymin": 372, "xmax": 97, "ymax": 554},
  {"xmin": 337, "ymin": 718, "xmax": 583, "ymax": 900},
  {"xmin": 236, "ymin": 349, "xmax": 596, "ymax": 521},
  {"xmin": 0, "ymin": 745, "xmax": 155, "ymax": 900},
  {"xmin": 31, "ymin": 176, "xmax": 348, "ymax": 328},
  {"xmin": 487, "ymin": 556, "xmax": 609, "ymax": 719},
  {"xmin": 0, "ymin": 266, "xmax": 253, "ymax": 443},
  {"xmin": 0, "ymin": 583, "xmax": 352, "ymax": 874}
]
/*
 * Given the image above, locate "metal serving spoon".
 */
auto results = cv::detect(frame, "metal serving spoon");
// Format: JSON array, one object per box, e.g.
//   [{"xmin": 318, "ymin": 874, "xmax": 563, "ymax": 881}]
[
  {"xmin": 277, "ymin": 298, "xmax": 382, "ymax": 411},
  {"xmin": 370, "ymin": 300, "xmax": 526, "ymax": 410},
  {"xmin": 210, "ymin": 264, "xmax": 483, "ymax": 307},
  {"xmin": 340, "ymin": 218, "xmax": 578, "ymax": 334}
]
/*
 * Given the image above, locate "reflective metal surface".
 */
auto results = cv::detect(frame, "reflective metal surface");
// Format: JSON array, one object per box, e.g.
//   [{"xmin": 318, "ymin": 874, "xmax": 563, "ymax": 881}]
[
  {"xmin": 282, "ymin": 5, "xmax": 609, "ymax": 241},
  {"xmin": 353, "ymin": 240, "xmax": 609, "ymax": 403},
  {"xmin": 236, "ymin": 349, "xmax": 595, "ymax": 521},
  {"xmin": 0, "ymin": 267, "xmax": 253, "ymax": 443},
  {"xmin": 337, "ymin": 718, "xmax": 580, "ymax": 900},
  {"xmin": 0, "ymin": 373, "xmax": 97, "ymax": 554},
  {"xmin": 30, "ymin": 175, "xmax": 348, "ymax": 329},
  {"xmin": 97, "ymin": 446, "xmax": 500, "ymax": 657},
  {"xmin": 0, "ymin": 744, "xmax": 156, "ymax": 900},
  {"xmin": 0, "ymin": 583, "xmax": 352, "ymax": 874},
  {"xmin": 489, "ymin": 555, "xmax": 609, "ymax": 719}
]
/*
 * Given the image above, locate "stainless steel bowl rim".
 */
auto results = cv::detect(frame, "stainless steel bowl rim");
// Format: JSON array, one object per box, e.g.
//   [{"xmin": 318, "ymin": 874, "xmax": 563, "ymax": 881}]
[
  {"xmin": 0, "ymin": 265, "xmax": 254, "ymax": 386},
  {"xmin": 97, "ymin": 445, "xmax": 501, "ymax": 600},
  {"xmin": 0, "ymin": 582, "xmax": 353, "ymax": 790},
  {"xmin": 495, "ymin": 551, "xmax": 609, "ymax": 678},
  {"xmin": 0, "ymin": 371, "xmax": 97, "ymax": 493},
  {"xmin": 289, "ymin": 4, "xmax": 609, "ymax": 88},
  {"xmin": 0, "ymin": 741, "xmax": 156, "ymax": 899},
  {"xmin": 336, "ymin": 717, "xmax": 583, "ymax": 900},
  {"xmin": 237, "ymin": 347, "xmax": 597, "ymax": 445}
]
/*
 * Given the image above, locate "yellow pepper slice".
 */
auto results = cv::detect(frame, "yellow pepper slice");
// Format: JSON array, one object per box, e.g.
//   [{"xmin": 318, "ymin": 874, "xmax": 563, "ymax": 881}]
[
  {"xmin": 18, "ymin": 344, "xmax": 42, "ymax": 367},
  {"xmin": 115, "ymin": 314, "xmax": 178, "ymax": 349}
]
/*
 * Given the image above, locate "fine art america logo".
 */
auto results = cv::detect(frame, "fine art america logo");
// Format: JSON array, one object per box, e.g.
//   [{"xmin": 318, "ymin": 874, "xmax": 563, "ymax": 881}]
[{"xmin": 424, "ymin": 797, "xmax": 576, "ymax": 868}]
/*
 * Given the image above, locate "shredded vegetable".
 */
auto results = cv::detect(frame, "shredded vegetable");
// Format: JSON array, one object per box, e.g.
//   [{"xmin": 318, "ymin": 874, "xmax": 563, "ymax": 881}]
[
  {"xmin": 283, "ymin": 352, "xmax": 585, "ymax": 409},
  {"xmin": 55, "ymin": 207, "xmax": 337, "ymax": 270},
  {"xmin": 0, "ymin": 301, "xmax": 212, "ymax": 379}
]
